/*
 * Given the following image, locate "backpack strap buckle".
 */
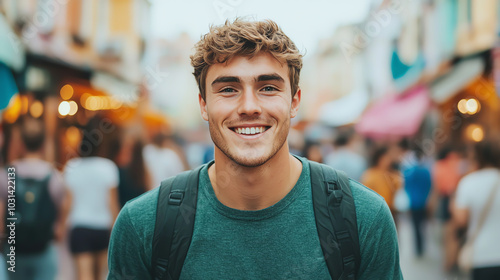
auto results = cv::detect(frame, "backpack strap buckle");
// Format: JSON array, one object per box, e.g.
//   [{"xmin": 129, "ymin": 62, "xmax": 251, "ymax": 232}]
[
  {"xmin": 326, "ymin": 181, "xmax": 343, "ymax": 204},
  {"xmin": 168, "ymin": 192, "xmax": 183, "ymax": 206}
]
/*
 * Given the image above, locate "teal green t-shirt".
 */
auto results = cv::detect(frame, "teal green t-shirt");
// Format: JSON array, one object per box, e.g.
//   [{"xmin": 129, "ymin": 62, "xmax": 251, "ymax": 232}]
[{"xmin": 108, "ymin": 156, "xmax": 403, "ymax": 279}]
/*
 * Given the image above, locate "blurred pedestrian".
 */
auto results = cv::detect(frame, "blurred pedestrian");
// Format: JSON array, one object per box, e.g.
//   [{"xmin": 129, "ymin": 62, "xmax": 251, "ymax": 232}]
[
  {"xmin": 0, "ymin": 116, "xmax": 70, "ymax": 280},
  {"xmin": 403, "ymin": 147, "xmax": 432, "ymax": 257},
  {"xmin": 115, "ymin": 135, "xmax": 151, "ymax": 208},
  {"xmin": 63, "ymin": 117, "xmax": 120, "ymax": 280},
  {"xmin": 429, "ymin": 145, "xmax": 464, "ymax": 270},
  {"xmin": 324, "ymin": 127, "xmax": 367, "ymax": 181},
  {"xmin": 362, "ymin": 145, "xmax": 403, "ymax": 222},
  {"xmin": 303, "ymin": 141, "xmax": 324, "ymax": 163},
  {"xmin": 143, "ymin": 132, "xmax": 184, "ymax": 188},
  {"xmin": 453, "ymin": 137, "xmax": 500, "ymax": 280}
]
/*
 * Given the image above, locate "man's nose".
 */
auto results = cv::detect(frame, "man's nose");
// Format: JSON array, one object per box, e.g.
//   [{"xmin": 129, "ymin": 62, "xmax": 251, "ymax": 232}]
[{"xmin": 237, "ymin": 89, "xmax": 262, "ymax": 116}]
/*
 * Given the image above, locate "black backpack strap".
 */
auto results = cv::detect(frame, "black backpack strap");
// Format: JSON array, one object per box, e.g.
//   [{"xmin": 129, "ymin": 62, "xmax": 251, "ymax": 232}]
[
  {"xmin": 310, "ymin": 161, "xmax": 361, "ymax": 280},
  {"xmin": 151, "ymin": 165, "xmax": 204, "ymax": 280}
]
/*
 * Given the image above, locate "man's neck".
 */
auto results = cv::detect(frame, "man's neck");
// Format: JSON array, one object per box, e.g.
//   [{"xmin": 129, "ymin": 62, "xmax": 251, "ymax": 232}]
[{"xmin": 208, "ymin": 148, "xmax": 302, "ymax": 211}]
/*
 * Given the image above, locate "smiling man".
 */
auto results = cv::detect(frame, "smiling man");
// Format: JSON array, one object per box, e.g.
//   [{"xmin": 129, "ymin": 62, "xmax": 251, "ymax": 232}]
[{"xmin": 108, "ymin": 19, "xmax": 403, "ymax": 280}]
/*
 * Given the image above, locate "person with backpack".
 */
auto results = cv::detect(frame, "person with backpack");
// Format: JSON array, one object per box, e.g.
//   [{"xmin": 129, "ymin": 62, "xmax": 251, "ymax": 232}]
[
  {"xmin": 107, "ymin": 19, "xmax": 403, "ymax": 280},
  {"xmin": 0, "ymin": 116, "xmax": 70, "ymax": 280}
]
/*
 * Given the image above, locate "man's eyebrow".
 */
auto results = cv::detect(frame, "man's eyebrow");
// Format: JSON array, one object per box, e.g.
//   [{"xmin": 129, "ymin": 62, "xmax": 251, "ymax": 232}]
[
  {"xmin": 211, "ymin": 76, "xmax": 240, "ymax": 86},
  {"xmin": 256, "ymin": 74, "xmax": 285, "ymax": 83}
]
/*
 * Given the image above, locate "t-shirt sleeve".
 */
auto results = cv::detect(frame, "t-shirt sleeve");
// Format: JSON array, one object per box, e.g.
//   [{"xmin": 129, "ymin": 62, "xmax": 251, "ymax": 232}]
[
  {"xmin": 107, "ymin": 205, "xmax": 151, "ymax": 279},
  {"xmin": 357, "ymin": 202, "xmax": 403, "ymax": 280},
  {"xmin": 105, "ymin": 160, "xmax": 119, "ymax": 189}
]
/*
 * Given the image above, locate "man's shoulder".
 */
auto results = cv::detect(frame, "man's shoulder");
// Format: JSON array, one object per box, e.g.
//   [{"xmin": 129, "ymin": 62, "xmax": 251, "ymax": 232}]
[
  {"xmin": 118, "ymin": 188, "xmax": 160, "ymax": 238},
  {"xmin": 348, "ymin": 179, "xmax": 387, "ymax": 215},
  {"xmin": 124, "ymin": 187, "xmax": 159, "ymax": 217}
]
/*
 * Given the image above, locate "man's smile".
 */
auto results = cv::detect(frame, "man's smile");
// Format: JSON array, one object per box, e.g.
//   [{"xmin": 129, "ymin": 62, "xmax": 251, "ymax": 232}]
[{"xmin": 229, "ymin": 125, "xmax": 272, "ymax": 139}]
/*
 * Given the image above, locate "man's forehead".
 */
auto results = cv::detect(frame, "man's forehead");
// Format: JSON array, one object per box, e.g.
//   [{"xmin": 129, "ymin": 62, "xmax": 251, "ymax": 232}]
[{"xmin": 206, "ymin": 53, "xmax": 289, "ymax": 82}]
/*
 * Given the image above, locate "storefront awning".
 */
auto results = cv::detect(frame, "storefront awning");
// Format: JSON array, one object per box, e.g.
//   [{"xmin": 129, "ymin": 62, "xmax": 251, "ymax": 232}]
[
  {"xmin": 318, "ymin": 89, "xmax": 369, "ymax": 127},
  {"xmin": 355, "ymin": 85, "xmax": 430, "ymax": 139},
  {"xmin": 430, "ymin": 57, "xmax": 484, "ymax": 104}
]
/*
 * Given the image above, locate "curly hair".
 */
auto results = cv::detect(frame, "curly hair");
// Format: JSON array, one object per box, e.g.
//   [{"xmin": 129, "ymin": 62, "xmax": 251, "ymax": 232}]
[{"xmin": 191, "ymin": 19, "xmax": 303, "ymax": 101}]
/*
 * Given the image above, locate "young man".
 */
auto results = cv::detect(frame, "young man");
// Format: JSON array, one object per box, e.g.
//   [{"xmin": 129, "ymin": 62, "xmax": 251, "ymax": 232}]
[{"xmin": 108, "ymin": 19, "xmax": 402, "ymax": 279}]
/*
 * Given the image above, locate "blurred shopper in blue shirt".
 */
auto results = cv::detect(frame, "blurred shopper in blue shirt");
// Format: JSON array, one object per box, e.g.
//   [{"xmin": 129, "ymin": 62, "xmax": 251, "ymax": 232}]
[{"xmin": 404, "ymin": 147, "xmax": 432, "ymax": 257}]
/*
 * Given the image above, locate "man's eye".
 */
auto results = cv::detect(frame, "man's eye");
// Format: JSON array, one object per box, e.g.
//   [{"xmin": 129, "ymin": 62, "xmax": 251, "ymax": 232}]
[
  {"xmin": 262, "ymin": 86, "xmax": 277, "ymax": 92},
  {"xmin": 220, "ymin": 88, "xmax": 236, "ymax": 93}
]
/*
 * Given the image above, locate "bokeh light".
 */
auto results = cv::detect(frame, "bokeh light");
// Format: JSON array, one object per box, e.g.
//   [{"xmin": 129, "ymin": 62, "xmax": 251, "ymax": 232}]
[
  {"xmin": 457, "ymin": 99, "xmax": 468, "ymax": 114},
  {"xmin": 60, "ymin": 84, "xmax": 74, "ymax": 100},
  {"xmin": 457, "ymin": 98, "xmax": 481, "ymax": 115},
  {"xmin": 65, "ymin": 126, "xmax": 81, "ymax": 148},
  {"xmin": 465, "ymin": 98, "xmax": 480, "ymax": 115},
  {"xmin": 68, "ymin": 101, "xmax": 78, "ymax": 116},
  {"xmin": 466, "ymin": 124, "xmax": 484, "ymax": 142},
  {"xmin": 29, "ymin": 100, "xmax": 44, "ymax": 118},
  {"xmin": 58, "ymin": 101, "xmax": 70, "ymax": 116}
]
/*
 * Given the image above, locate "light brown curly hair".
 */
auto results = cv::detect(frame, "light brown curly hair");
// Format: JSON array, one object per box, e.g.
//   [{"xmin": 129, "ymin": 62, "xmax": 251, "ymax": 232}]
[{"xmin": 191, "ymin": 19, "xmax": 303, "ymax": 101}]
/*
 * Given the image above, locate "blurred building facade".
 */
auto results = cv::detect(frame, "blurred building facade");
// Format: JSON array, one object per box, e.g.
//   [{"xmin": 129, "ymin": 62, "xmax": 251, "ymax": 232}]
[
  {"xmin": 0, "ymin": 0, "xmax": 153, "ymax": 167},
  {"xmin": 302, "ymin": 0, "xmax": 500, "ymax": 153}
]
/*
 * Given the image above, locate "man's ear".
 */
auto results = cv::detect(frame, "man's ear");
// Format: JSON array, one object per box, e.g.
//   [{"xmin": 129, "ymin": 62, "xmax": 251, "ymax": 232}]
[
  {"xmin": 290, "ymin": 88, "xmax": 301, "ymax": 118},
  {"xmin": 199, "ymin": 93, "xmax": 209, "ymax": 121}
]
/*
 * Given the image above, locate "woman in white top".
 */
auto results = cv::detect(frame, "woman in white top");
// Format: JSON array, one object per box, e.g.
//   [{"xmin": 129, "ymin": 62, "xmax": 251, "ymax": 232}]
[
  {"xmin": 453, "ymin": 137, "xmax": 500, "ymax": 280},
  {"xmin": 64, "ymin": 117, "xmax": 120, "ymax": 280}
]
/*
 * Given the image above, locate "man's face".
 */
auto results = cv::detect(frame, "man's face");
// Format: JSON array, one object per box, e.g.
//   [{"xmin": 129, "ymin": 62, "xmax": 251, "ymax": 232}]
[{"xmin": 199, "ymin": 52, "xmax": 301, "ymax": 167}]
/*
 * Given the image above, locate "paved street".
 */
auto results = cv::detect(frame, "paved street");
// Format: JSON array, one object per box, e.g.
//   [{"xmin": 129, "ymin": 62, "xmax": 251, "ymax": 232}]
[{"xmin": 398, "ymin": 212, "xmax": 469, "ymax": 280}]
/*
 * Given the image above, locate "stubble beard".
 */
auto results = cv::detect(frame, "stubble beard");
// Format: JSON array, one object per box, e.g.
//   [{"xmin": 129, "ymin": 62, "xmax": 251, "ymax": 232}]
[{"xmin": 208, "ymin": 118, "xmax": 289, "ymax": 168}]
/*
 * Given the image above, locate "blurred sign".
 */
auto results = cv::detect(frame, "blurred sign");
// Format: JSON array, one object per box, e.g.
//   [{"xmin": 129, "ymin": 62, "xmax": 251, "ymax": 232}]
[
  {"xmin": 430, "ymin": 57, "xmax": 483, "ymax": 104},
  {"xmin": 0, "ymin": 62, "xmax": 18, "ymax": 110}
]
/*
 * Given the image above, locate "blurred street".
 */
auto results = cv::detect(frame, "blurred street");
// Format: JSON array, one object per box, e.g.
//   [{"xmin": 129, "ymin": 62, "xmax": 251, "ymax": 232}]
[{"xmin": 398, "ymin": 213, "xmax": 468, "ymax": 280}]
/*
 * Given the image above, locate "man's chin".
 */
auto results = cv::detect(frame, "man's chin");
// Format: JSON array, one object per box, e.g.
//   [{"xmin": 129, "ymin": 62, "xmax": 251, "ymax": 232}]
[{"xmin": 227, "ymin": 152, "xmax": 272, "ymax": 168}]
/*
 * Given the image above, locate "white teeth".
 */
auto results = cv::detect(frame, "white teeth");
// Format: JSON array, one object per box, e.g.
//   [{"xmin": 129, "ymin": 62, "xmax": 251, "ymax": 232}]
[{"xmin": 234, "ymin": 126, "xmax": 267, "ymax": 135}]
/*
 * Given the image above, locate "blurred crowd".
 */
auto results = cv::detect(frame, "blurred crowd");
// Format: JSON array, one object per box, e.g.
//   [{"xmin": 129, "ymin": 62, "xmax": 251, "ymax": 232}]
[
  {"xmin": 296, "ymin": 125, "xmax": 500, "ymax": 279},
  {"xmin": 1, "ymin": 111, "xmax": 500, "ymax": 279},
  {"xmin": 0, "ymin": 112, "xmax": 189, "ymax": 280}
]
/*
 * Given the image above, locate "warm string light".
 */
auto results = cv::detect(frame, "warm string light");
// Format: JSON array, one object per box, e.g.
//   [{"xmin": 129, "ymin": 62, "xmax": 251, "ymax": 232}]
[{"xmin": 457, "ymin": 98, "xmax": 480, "ymax": 115}]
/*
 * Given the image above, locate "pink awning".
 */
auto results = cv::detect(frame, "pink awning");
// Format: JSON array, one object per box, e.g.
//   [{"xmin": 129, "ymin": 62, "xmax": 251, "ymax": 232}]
[{"xmin": 355, "ymin": 85, "xmax": 431, "ymax": 139}]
